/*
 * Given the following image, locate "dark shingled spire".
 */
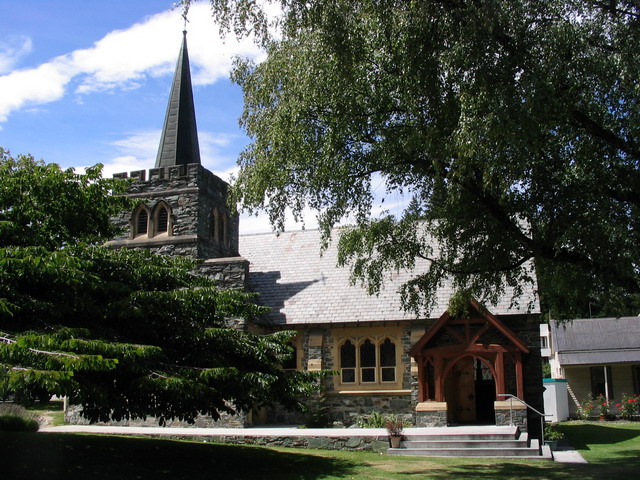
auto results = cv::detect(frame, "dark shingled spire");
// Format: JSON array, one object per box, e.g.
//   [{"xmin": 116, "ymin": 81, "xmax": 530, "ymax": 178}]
[{"xmin": 155, "ymin": 31, "xmax": 201, "ymax": 168}]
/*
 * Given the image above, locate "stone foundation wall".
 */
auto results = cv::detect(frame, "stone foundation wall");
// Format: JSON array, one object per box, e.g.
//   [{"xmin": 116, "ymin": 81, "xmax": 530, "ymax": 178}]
[
  {"xmin": 415, "ymin": 410, "xmax": 447, "ymax": 427},
  {"xmin": 415, "ymin": 402, "xmax": 448, "ymax": 427},
  {"xmin": 495, "ymin": 405, "xmax": 528, "ymax": 431},
  {"xmin": 324, "ymin": 394, "xmax": 413, "ymax": 426},
  {"xmin": 264, "ymin": 393, "xmax": 413, "ymax": 427}
]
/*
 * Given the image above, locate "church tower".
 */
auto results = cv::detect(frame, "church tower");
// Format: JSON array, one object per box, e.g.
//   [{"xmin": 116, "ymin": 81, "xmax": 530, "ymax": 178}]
[{"xmin": 108, "ymin": 31, "xmax": 239, "ymax": 260}]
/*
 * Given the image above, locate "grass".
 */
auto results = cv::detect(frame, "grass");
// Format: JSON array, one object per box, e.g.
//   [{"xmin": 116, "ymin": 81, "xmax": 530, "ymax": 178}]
[
  {"xmin": 0, "ymin": 422, "xmax": 637, "ymax": 480},
  {"xmin": 24, "ymin": 399, "xmax": 65, "ymax": 426},
  {"xmin": 560, "ymin": 421, "xmax": 640, "ymax": 465}
]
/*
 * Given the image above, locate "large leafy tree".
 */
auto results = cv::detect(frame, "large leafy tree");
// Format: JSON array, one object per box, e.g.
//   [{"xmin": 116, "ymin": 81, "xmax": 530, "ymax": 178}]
[
  {"xmin": 0, "ymin": 149, "xmax": 315, "ymax": 422},
  {"xmin": 197, "ymin": 0, "xmax": 640, "ymax": 318}
]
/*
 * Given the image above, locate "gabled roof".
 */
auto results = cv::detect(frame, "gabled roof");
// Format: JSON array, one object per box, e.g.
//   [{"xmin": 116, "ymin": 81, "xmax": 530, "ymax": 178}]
[
  {"xmin": 550, "ymin": 317, "xmax": 640, "ymax": 365},
  {"xmin": 155, "ymin": 31, "xmax": 201, "ymax": 168},
  {"xmin": 409, "ymin": 298, "xmax": 530, "ymax": 356},
  {"xmin": 239, "ymin": 229, "xmax": 540, "ymax": 325}
]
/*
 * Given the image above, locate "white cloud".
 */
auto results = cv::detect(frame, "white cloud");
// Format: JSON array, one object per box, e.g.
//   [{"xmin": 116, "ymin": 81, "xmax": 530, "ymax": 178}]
[
  {"xmin": 0, "ymin": 2, "xmax": 265, "ymax": 123},
  {"xmin": 0, "ymin": 35, "xmax": 33, "ymax": 74},
  {"xmin": 111, "ymin": 129, "xmax": 160, "ymax": 161},
  {"xmin": 0, "ymin": 54, "xmax": 76, "ymax": 122}
]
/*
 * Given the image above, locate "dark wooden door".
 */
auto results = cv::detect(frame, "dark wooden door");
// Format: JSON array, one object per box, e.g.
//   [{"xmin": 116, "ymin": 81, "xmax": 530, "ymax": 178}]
[{"xmin": 449, "ymin": 356, "xmax": 476, "ymax": 423}]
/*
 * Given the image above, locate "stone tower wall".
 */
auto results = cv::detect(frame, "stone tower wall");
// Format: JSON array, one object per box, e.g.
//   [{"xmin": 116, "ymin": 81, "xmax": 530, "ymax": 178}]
[{"xmin": 109, "ymin": 163, "xmax": 238, "ymax": 259}]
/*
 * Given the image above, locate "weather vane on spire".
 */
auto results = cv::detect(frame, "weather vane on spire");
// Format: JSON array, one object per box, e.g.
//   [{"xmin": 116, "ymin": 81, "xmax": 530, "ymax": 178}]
[{"xmin": 173, "ymin": 1, "xmax": 190, "ymax": 32}]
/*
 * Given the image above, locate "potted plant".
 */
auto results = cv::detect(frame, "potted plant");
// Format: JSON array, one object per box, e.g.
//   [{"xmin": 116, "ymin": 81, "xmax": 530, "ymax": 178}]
[
  {"xmin": 544, "ymin": 422, "xmax": 564, "ymax": 451},
  {"xmin": 385, "ymin": 416, "xmax": 405, "ymax": 449}
]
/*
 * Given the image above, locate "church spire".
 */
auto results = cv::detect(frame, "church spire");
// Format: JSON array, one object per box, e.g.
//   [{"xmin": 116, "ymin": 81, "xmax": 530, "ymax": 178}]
[{"xmin": 155, "ymin": 30, "xmax": 201, "ymax": 168}]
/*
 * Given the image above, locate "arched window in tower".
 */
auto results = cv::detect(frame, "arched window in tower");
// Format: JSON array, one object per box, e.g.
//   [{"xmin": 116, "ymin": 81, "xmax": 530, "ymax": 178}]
[
  {"xmin": 151, "ymin": 202, "xmax": 171, "ymax": 237},
  {"xmin": 156, "ymin": 206, "xmax": 169, "ymax": 234},
  {"xmin": 133, "ymin": 206, "xmax": 150, "ymax": 238},
  {"xmin": 211, "ymin": 208, "xmax": 221, "ymax": 243}
]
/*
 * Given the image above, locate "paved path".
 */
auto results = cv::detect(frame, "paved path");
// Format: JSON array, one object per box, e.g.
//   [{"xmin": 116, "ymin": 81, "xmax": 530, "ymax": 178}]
[{"xmin": 550, "ymin": 440, "xmax": 588, "ymax": 463}]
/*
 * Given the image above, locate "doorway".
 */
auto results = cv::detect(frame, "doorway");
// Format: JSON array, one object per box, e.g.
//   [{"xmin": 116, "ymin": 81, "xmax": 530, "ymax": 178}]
[{"xmin": 445, "ymin": 356, "xmax": 496, "ymax": 425}]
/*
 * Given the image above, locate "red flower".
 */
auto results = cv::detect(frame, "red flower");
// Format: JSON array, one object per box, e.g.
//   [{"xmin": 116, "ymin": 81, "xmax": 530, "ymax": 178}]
[{"xmin": 616, "ymin": 403, "xmax": 621, "ymax": 407}]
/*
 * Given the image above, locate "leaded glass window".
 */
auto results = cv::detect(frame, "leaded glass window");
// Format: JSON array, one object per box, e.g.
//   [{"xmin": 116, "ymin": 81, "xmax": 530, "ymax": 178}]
[
  {"xmin": 360, "ymin": 339, "xmax": 376, "ymax": 383},
  {"xmin": 340, "ymin": 340, "xmax": 356, "ymax": 383},
  {"xmin": 380, "ymin": 338, "xmax": 396, "ymax": 382}
]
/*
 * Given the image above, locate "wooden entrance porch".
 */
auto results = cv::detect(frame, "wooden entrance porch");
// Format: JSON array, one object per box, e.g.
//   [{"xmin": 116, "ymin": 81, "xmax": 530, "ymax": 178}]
[{"xmin": 410, "ymin": 300, "xmax": 530, "ymax": 426}]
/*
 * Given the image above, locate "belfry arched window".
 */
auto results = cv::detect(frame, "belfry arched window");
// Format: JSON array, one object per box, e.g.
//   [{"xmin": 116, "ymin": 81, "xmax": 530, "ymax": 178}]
[
  {"xmin": 132, "ymin": 206, "xmax": 150, "ymax": 238},
  {"xmin": 211, "ymin": 208, "xmax": 221, "ymax": 243},
  {"xmin": 152, "ymin": 202, "xmax": 171, "ymax": 236},
  {"xmin": 156, "ymin": 206, "xmax": 169, "ymax": 234}
]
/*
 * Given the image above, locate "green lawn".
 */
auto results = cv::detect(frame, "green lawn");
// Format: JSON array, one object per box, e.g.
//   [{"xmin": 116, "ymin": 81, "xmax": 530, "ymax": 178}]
[
  {"xmin": 24, "ymin": 399, "xmax": 65, "ymax": 426},
  {"xmin": 560, "ymin": 421, "xmax": 640, "ymax": 467},
  {"xmin": 0, "ymin": 422, "xmax": 638, "ymax": 480}
]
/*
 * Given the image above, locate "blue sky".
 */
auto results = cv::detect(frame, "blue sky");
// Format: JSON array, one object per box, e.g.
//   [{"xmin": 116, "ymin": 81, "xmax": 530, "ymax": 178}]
[
  {"xmin": 0, "ymin": 0, "xmax": 285, "ymax": 232},
  {"xmin": 0, "ymin": 0, "xmax": 407, "ymax": 233}
]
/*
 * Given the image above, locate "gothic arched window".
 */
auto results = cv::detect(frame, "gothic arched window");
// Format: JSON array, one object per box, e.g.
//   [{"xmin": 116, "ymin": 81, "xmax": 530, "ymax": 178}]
[{"xmin": 133, "ymin": 206, "xmax": 150, "ymax": 238}]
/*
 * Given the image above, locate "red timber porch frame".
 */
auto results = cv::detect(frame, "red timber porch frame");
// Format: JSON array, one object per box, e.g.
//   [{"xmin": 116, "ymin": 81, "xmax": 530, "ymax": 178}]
[{"xmin": 410, "ymin": 299, "xmax": 529, "ymax": 403}]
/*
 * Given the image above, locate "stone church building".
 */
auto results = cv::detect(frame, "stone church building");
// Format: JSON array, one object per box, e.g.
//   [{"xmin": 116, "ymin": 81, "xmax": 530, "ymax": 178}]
[{"xmin": 107, "ymin": 32, "xmax": 543, "ymax": 433}]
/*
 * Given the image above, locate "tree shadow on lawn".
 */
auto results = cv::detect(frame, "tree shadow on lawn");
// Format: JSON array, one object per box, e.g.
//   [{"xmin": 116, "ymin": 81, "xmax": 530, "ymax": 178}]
[
  {"xmin": 0, "ymin": 432, "xmax": 357, "ymax": 480},
  {"xmin": 562, "ymin": 423, "xmax": 640, "ymax": 450},
  {"xmin": 391, "ymin": 458, "xmax": 636, "ymax": 480}
]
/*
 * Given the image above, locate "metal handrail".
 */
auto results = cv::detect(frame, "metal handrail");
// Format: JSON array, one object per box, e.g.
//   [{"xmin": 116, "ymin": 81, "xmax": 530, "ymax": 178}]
[{"xmin": 497, "ymin": 393, "xmax": 552, "ymax": 446}]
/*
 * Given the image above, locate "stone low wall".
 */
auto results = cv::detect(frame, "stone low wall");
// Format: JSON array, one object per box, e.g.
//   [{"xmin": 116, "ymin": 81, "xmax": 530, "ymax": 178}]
[
  {"xmin": 49, "ymin": 426, "xmax": 391, "ymax": 453},
  {"xmin": 208, "ymin": 433, "xmax": 389, "ymax": 452}
]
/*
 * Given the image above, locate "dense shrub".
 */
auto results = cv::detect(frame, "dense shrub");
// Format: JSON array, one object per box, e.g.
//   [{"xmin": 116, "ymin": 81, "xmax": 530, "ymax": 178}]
[
  {"xmin": 0, "ymin": 403, "xmax": 40, "ymax": 432},
  {"xmin": 616, "ymin": 394, "xmax": 639, "ymax": 420}
]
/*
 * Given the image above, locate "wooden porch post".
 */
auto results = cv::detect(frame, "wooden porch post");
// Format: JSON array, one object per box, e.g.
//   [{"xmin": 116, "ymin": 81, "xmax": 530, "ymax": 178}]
[
  {"xmin": 434, "ymin": 356, "xmax": 444, "ymax": 401},
  {"xmin": 416, "ymin": 355, "xmax": 425, "ymax": 402},
  {"xmin": 495, "ymin": 352, "xmax": 506, "ymax": 395},
  {"xmin": 515, "ymin": 352, "xmax": 524, "ymax": 399}
]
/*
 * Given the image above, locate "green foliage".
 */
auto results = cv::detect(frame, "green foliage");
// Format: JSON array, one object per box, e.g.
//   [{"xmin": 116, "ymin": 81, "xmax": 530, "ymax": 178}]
[
  {"xmin": 0, "ymin": 403, "xmax": 40, "ymax": 431},
  {"xmin": 304, "ymin": 396, "xmax": 332, "ymax": 428},
  {"xmin": 202, "ymin": 0, "xmax": 640, "ymax": 318},
  {"xmin": 356, "ymin": 412, "xmax": 409, "ymax": 432},
  {"xmin": 0, "ymin": 150, "xmax": 320, "ymax": 424},
  {"xmin": 544, "ymin": 422, "xmax": 564, "ymax": 441},
  {"xmin": 356, "ymin": 411, "xmax": 388, "ymax": 428},
  {"xmin": 596, "ymin": 394, "xmax": 611, "ymax": 418},
  {"xmin": 0, "ymin": 148, "xmax": 132, "ymax": 249},
  {"xmin": 541, "ymin": 362, "xmax": 551, "ymax": 379},
  {"xmin": 578, "ymin": 393, "xmax": 596, "ymax": 420}
]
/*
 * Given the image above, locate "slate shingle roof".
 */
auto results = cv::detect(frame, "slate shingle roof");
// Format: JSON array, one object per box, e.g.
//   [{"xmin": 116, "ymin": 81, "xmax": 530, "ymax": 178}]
[
  {"xmin": 550, "ymin": 317, "xmax": 640, "ymax": 365},
  {"xmin": 239, "ymin": 229, "xmax": 540, "ymax": 325}
]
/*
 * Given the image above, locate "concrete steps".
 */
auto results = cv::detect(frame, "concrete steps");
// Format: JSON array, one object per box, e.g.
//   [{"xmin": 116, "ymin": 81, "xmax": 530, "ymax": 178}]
[{"xmin": 387, "ymin": 426, "xmax": 549, "ymax": 458}]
